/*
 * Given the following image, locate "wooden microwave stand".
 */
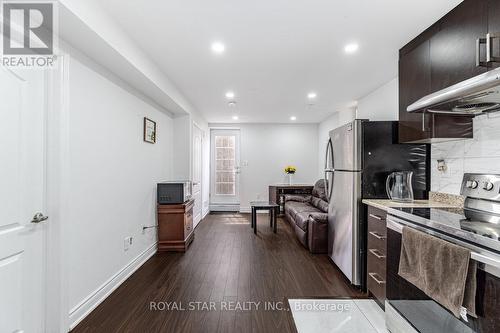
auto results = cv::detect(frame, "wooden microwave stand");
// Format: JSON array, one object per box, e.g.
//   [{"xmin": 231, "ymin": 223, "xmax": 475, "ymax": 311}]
[{"xmin": 157, "ymin": 199, "xmax": 194, "ymax": 252}]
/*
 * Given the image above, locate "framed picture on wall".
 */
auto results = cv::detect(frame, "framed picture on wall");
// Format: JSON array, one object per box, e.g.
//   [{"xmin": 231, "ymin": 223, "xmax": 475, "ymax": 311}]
[{"xmin": 143, "ymin": 117, "xmax": 156, "ymax": 144}]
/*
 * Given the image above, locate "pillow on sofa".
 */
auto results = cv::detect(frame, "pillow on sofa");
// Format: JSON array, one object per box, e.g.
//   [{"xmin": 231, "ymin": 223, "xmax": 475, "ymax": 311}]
[{"xmin": 284, "ymin": 194, "xmax": 312, "ymax": 203}]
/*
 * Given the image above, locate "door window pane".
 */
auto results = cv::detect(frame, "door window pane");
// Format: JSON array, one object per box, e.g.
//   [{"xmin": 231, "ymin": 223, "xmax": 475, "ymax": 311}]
[{"xmin": 215, "ymin": 135, "xmax": 236, "ymax": 195}]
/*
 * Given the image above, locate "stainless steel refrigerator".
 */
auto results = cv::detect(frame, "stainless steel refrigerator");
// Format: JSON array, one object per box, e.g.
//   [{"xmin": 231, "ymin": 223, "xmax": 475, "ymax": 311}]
[{"xmin": 324, "ymin": 119, "xmax": 428, "ymax": 288}]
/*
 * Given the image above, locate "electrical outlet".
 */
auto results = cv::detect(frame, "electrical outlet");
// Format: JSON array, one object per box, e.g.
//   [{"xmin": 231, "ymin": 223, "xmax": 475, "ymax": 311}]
[{"xmin": 124, "ymin": 236, "xmax": 133, "ymax": 251}]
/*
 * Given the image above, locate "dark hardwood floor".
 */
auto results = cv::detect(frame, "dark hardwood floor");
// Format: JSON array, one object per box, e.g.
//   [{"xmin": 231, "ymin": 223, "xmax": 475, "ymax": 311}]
[{"xmin": 72, "ymin": 213, "xmax": 365, "ymax": 333}]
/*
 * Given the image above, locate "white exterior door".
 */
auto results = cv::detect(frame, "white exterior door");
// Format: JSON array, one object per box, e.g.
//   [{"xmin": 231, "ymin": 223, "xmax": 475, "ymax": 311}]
[
  {"xmin": 192, "ymin": 124, "xmax": 203, "ymax": 227},
  {"xmin": 0, "ymin": 67, "xmax": 48, "ymax": 333},
  {"xmin": 210, "ymin": 129, "xmax": 240, "ymax": 211}
]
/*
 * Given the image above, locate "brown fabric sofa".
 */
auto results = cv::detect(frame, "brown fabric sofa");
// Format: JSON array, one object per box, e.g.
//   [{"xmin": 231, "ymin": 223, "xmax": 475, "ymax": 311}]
[{"xmin": 284, "ymin": 180, "xmax": 328, "ymax": 253}]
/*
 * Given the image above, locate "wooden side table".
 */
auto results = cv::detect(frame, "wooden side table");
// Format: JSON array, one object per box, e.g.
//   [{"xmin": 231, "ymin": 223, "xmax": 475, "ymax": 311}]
[
  {"xmin": 157, "ymin": 199, "xmax": 195, "ymax": 252},
  {"xmin": 268, "ymin": 184, "xmax": 314, "ymax": 215},
  {"xmin": 250, "ymin": 201, "xmax": 279, "ymax": 234}
]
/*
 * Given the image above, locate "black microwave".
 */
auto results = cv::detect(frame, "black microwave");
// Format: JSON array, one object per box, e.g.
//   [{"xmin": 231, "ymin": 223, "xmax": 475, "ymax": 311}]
[{"xmin": 157, "ymin": 181, "xmax": 192, "ymax": 204}]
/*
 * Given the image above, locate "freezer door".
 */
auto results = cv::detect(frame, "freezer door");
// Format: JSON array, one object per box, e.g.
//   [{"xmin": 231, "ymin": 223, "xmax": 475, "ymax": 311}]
[
  {"xmin": 329, "ymin": 120, "xmax": 363, "ymax": 171},
  {"xmin": 328, "ymin": 170, "xmax": 362, "ymax": 285}
]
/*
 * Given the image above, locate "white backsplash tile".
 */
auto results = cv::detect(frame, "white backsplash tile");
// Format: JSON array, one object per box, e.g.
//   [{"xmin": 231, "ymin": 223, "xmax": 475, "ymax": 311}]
[
  {"xmin": 431, "ymin": 114, "xmax": 500, "ymax": 195},
  {"xmin": 464, "ymin": 113, "xmax": 500, "ymax": 158}
]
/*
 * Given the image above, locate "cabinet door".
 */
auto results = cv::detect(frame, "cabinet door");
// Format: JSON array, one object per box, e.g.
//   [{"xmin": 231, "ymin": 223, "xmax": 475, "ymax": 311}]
[
  {"xmin": 430, "ymin": 0, "xmax": 488, "ymax": 92},
  {"xmin": 488, "ymin": 0, "xmax": 500, "ymax": 69},
  {"xmin": 398, "ymin": 40, "xmax": 432, "ymax": 143}
]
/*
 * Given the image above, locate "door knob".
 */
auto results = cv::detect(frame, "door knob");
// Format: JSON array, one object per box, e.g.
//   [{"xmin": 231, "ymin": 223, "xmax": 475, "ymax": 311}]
[{"xmin": 31, "ymin": 212, "xmax": 48, "ymax": 223}]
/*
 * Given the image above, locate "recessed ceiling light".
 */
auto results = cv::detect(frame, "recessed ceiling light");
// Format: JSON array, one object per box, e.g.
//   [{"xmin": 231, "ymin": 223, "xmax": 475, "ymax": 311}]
[
  {"xmin": 344, "ymin": 43, "xmax": 359, "ymax": 54},
  {"xmin": 225, "ymin": 91, "xmax": 235, "ymax": 99},
  {"xmin": 228, "ymin": 101, "xmax": 237, "ymax": 107},
  {"xmin": 211, "ymin": 42, "xmax": 225, "ymax": 54},
  {"xmin": 307, "ymin": 92, "xmax": 317, "ymax": 99},
  {"xmin": 232, "ymin": 115, "xmax": 239, "ymax": 120},
  {"xmin": 290, "ymin": 116, "xmax": 297, "ymax": 121}
]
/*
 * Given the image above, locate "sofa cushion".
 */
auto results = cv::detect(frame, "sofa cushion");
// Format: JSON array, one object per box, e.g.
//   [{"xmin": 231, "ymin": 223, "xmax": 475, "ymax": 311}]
[
  {"xmin": 294, "ymin": 212, "xmax": 312, "ymax": 231},
  {"xmin": 311, "ymin": 197, "xmax": 328, "ymax": 213},
  {"xmin": 284, "ymin": 194, "xmax": 312, "ymax": 203},
  {"xmin": 285, "ymin": 201, "xmax": 321, "ymax": 221}
]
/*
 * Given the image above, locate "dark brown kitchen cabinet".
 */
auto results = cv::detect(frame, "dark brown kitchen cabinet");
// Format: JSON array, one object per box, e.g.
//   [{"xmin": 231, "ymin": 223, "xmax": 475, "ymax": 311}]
[
  {"xmin": 488, "ymin": 0, "xmax": 500, "ymax": 69},
  {"xmin": 429, "ymin": 0, "xmax": 488, "ymax": 92},
  {"xmin": 398, "ymin": 0, "xmax": 487, "ymax": 143},
  {"xmin": 399, "ymin": 40, "xmax": 432, "ymax": 143},
  {"xmin": 366, "ymin": 206, "xmax": 387, "ymax": 309}
]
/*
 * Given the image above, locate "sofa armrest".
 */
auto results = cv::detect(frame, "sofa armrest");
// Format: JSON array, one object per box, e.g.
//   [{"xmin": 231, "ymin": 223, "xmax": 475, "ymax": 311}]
[
  {"xmin": 284, "ymin": 194, "xmax": 311, "ymax": 203},
  {"xmin": 308, "ymin": 214, "xmax": 328, "ymax": 254},
  {"xmin": 308, "ymin": 212, "xmax": 328, "ymax": 223}
]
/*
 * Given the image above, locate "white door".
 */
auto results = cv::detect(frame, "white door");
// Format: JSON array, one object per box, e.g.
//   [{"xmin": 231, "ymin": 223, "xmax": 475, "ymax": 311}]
[
  {"xmin": 0, "ymin": 67, "xmax": 48, "ymax": 333},
  {"xmin": 210, "ymin": 129, "xmax": 240, "ymax": 211},
  {"xmin": 192, "ymin": 124, "xmax": 203, "ymax": 227}
]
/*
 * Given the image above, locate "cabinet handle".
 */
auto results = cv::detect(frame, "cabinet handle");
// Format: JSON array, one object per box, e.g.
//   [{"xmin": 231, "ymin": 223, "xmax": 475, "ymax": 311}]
[
  {"xmin": 486, "ymin": 32, "xmax": 500, "ymax": 63},
  {"xmin": 369, "ymin": 214, "xmax": 384, "ymax": 221},
  {"xmin": 368, "ymin": 272, "xmax": 386, "ymax": 285},
  {"xmin": 476, "ymin": 37, "xmax": 487, "ymax": 67},
  {"xmin": 421, "ymin": 112, "xmax": 430, "ymax": 132},
  {"xmin": 369, "ymin": 249, "xmax": 386, "ymax": 259},
  {"xmin": 369, "ymin": 231, "xmax": 386, "ymax": 240}
]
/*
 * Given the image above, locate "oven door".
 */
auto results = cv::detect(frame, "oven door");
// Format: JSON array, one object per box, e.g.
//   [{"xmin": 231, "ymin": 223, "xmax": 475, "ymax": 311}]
[{"xmin": 386, "ymin": 215, "xmax": 500, "ymax": 333}]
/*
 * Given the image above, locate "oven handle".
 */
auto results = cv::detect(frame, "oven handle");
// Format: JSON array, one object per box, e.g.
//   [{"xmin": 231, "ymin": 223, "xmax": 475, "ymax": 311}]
[{"xmin": 387, "ymin": 215, "xmax": 500, "ymax": 278}]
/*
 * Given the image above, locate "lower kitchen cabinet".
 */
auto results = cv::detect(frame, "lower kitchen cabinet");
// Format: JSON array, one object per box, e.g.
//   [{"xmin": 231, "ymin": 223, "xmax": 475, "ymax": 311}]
[{"xmin": 366, "ymin": 205, "xmax": 387, "ymax": 309}]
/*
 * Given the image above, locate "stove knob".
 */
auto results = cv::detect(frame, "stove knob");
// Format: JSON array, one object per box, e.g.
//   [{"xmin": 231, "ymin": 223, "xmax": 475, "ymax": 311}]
[
  {"xmin": 483, "ymin": 182, "xmax": 494, "ymax": 191},
  {"xmin": 466, "ymin": 180, "xmax": 473, "ymax": 188},
  {"xmin": 471, "ymin": 181, "xmax": 479, "ymax": 189}
]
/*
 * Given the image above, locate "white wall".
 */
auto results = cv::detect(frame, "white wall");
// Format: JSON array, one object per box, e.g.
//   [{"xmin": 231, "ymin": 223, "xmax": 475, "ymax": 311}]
[
  {"xmin": 172, "ymin": 115, "xmax": 191, "ymax": 179},
  {"xmin": 431, "ymin": 114, "xmax": 500, "ymax": 195},
  {"xmin": 316, "ymin": 77, "xmax": 399, "ymax": 176},
  {"xmin": 357, "ymin": 77, "xmax": 399, "ymax": 121},
  {"xmin": 210, "ymin": 123, "xmax": 319, "ymax": 212},
  {"xmin": 66, "ymin": 55, "xmax": 174, "ymax": 326},
  {"xmin": 317, "ymin": 108, "xmax": 357, "ymax": 176}
]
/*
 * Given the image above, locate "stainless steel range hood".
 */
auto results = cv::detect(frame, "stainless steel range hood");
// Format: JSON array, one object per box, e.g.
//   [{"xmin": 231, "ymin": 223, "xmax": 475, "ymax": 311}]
[{"xmin": 407, "ymin": 67, "xmax": 500, "ymax": 115}]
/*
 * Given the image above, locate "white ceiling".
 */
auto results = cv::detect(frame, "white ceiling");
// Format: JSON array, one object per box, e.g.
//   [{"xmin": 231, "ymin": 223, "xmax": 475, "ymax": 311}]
[{"xmin": 97, "ymin": 0, "xmax": 462, "ymax": 123}]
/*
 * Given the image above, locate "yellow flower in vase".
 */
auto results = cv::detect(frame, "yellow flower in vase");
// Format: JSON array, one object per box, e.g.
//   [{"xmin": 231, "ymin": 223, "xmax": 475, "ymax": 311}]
[
  {"xmin": 284, "ymin": 166, "xmax": 296, "ymax": 185},
  {"xmin": 284, "ymin": 166, "xmax": 296, "ymax": 174}
]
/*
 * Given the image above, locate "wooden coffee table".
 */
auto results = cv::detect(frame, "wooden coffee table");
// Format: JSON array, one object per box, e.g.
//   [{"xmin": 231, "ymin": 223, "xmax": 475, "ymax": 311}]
[{"xmin": 250, "ymin": 201, "xmax": 279, "ymax": 234}]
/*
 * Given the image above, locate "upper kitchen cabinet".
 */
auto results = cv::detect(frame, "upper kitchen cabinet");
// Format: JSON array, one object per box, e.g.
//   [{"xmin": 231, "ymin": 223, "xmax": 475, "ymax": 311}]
[
  {"xmin": 399, "ymin": 40, "xmax": 432, "ymax": 143},
  {"xmin": 488, "ymin": 0, "xmax": 500, "ymax": 69},
  {"xmin": 398, "ymin": 0, "xmax": 492, "ymax": 143},
  {"xmin": 430, "ymin": 0, "xmax": 488, "ymax": 92}
]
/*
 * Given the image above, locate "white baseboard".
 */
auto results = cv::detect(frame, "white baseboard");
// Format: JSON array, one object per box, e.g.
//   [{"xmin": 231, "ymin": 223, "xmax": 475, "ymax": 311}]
[
  {"xmin": 202, "ymin": 207, "xmax": 209, "ymax": 219},
  {"xmin": 210, "ymin": 204, "xmax": 240, "ymax": 212},
  {"xmin": 68, "ymin": 242, "xmax": 157, "ymax": 329}
]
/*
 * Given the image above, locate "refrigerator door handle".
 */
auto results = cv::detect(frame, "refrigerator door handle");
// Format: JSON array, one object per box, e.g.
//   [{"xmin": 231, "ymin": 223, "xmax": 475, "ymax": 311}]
[{"xmin": 324, "ymin": 138, "xmax": 334, "ymax": 201}]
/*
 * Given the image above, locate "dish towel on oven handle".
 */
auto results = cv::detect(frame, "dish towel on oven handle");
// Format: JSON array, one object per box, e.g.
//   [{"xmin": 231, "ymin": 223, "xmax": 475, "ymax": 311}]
[{"xmin": 398, "ymin": 226, "xmax": 477, "ymax": 319}]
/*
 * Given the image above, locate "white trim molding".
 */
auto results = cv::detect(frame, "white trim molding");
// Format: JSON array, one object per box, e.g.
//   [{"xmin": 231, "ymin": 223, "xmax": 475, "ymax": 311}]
[
  {"xmin": 210, "ymin": 204, "xmax": 240, "ymax": 212},
  {"xmin": 68, "ymin": 243, "xmax": 157, "ymax": 329}
]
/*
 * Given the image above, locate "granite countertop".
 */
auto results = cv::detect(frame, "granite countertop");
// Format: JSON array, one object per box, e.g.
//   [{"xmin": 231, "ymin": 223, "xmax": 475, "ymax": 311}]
[{"xmin": 362, "ymin": 199, "xmax": 460, "ymax": 212}]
